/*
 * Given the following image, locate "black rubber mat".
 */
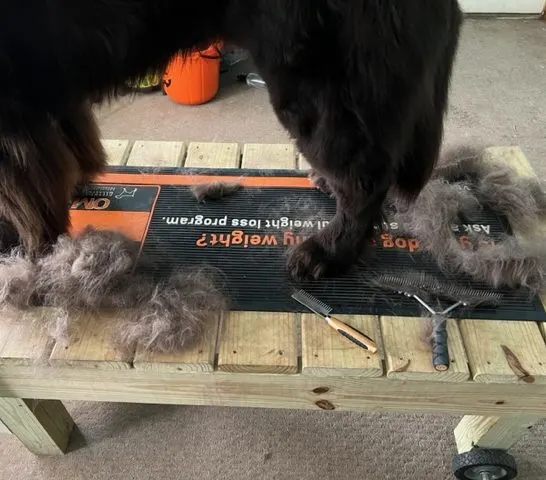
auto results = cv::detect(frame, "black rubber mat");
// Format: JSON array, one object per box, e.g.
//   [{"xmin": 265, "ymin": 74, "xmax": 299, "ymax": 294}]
[{"xmin": 71, "ymin": 166, "xmax": 546, "ymax": 322}]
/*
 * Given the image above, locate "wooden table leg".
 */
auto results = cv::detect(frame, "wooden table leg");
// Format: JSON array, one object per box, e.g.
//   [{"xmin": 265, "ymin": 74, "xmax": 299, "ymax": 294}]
[
  {"xmin": 454, "ymin": 414, "xmax": 543, "ymax": 453},
  {"xmin": 0, "ymin": 397, "xmax": 75, "ymax": 455},
  {"xmin": 0, "ymin": 419, "xmax": 11, "ymax": 435}
]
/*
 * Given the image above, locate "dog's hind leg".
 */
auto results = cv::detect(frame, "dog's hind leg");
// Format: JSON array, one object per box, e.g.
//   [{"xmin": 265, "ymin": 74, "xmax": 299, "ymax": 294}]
[
  {"xmin": 59, "ymin": 103, "xmax": 107, "ymax": 185},
  {"xmin": 258, "ymin": 56, "xmax": 424, "ymax": 280},
  {"xmin": 395, "ymin": 12, "xmax": 463, "ymax": 200},
  {"xmin": 0, "ymin": 107, "xmax": 96, "ymax": 256},
  {"xmin": 246, "ymin": 2, "xmax": 461, "ymax": 281}
]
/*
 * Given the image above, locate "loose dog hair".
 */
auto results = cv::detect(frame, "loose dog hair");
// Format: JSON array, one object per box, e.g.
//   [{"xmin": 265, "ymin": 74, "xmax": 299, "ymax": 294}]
[
  {"xmin": 0, "ymin": 1, "xmax": 463, "ymax": 280},
  {"xmin": 0, "ymin": 227, "xmax": 229, "ymax": 352},
  {"xmin": 388, "ymin": 146, "xmax": 546, "ymax": 294},
  {"xmin": 191, "ymin": 181, "xmax": 243, "ymax": 203}
]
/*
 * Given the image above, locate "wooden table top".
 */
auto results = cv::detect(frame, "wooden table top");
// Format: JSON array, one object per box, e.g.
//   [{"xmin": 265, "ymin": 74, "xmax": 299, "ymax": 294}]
[{"xmin": 0, "ymin": 140, "xmax": 545, "ymax": 417}]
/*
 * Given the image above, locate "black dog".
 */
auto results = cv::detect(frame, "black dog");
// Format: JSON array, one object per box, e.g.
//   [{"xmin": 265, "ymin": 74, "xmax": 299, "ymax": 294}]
[{"xmin": 0, "ymin": 0, "xmax": 462, "ymax": 280}]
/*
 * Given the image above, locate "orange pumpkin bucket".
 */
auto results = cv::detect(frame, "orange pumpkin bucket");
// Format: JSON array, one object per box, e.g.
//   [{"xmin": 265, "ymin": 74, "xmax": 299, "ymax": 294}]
[{"xmin": 162, "ymin": 43, "xmax": 222, "ymax": 105}]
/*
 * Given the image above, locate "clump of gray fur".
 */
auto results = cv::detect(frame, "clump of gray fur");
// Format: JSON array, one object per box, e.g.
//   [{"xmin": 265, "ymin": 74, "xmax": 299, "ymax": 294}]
[
  {"xmin": 0, "ymin": 246, "xmax": 38, "ymax": 309},
  {"xmin": 477, "ymin": 168, "xmax": 546, "ymax": 232},
  {"xmin": 35, "ymin": 228, "xmax": 138, "ymax": 310},
  {"xmin": 440, "ymin": 234, "xmax": 546, "ymax": 293},
  {"xmin": 0, "ymin": 227, "xmax": 229, "ymax": 352},
  {"xmin": 113, "ymin": 267, "xmax": 228, "ymax": 352},
  {"xmin": 387, "ymin": 145, "xmax": 546, "ymax": 294},
  {"xmin": 191, "ymin": 181, "xmax": 242, "ymax": 202},
  {"xmin": 431, "ymin": 144, "xmax": 490, "ymax": 182}
]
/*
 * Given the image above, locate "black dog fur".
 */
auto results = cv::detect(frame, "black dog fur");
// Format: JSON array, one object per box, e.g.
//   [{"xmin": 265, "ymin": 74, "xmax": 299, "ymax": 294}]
[{"xmin": 0, "ymin": 0, "xmax": 463, "ymax": 280}]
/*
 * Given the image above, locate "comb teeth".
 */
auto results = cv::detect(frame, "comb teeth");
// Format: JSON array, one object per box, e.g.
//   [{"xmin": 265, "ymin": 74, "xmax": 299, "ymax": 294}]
[
  {"xmin": 372, "ymin": 271, "xmax": 504, "ymax": 306},
  {"xmin": 291, "ymin": 289, "xmax": 332, "ymax": 316},
  {"xmin": 441, "ymin": 285, "xmax": 504, "ymax": 307},
  {"xmin": 373, "ymin": 273, "xmax": 411, "ymax": 290},
  {"xmin": 373, "ymin": 272, "xmax": 433, "ymax": 296}
]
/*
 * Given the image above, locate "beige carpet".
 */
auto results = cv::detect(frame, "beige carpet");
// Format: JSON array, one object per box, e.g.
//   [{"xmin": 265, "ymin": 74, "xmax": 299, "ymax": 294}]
[
  {"xmin": 2, "ymin": 17, "xmax": 546, "ymax": 480},
  {"xmin": 95, "ymin": 18, "xmax": 546, "ymax": 180},
  {"xmin": 1, "ymin": 404, "xmax": 545, "ymax": 480}
]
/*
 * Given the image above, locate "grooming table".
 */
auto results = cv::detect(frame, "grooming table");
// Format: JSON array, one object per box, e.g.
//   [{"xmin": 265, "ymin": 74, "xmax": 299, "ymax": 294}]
[{"xmin": 0, "ymin": 142, "xmax": 545, "ymax": 474}]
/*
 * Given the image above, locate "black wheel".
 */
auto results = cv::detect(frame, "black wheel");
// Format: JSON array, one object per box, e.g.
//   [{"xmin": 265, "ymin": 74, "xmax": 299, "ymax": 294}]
[{"xmin": 453, "ymin": 449, "xmax": 518, "ymax": 480}]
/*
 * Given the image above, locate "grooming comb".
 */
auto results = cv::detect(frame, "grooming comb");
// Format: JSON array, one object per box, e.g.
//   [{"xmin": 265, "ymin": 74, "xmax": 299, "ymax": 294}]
[
  {"xmin": 291, "ymin": 289, "xmax": 378, "ymax": 353},
  {"xmin": 373, "ymin": 272, "xmax": 503, "ymax": 371},
  {"xmin": 374, "ymin": 272, "xmax": 504, "ymax": 307}
]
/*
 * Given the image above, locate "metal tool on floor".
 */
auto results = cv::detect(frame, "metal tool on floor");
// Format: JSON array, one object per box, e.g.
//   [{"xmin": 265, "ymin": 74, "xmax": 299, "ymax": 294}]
[
  {"xmin": 237, "ymin": 72, "xmax": 267, "ymax": 88},
  {"xmin": 291, "ymin": 289, "xmax": 378, "ymax": 353}
]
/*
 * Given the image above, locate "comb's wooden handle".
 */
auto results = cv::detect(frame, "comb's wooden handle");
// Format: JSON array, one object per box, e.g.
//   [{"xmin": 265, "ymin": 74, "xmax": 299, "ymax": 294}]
[{"xmin": 325, "ymin": 316, "xmax": 378, "ymax": 353}]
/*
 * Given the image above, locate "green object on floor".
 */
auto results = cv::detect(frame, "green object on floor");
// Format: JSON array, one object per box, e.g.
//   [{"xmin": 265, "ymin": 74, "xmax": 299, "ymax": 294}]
[{"xmin": 126, "ymin": 72, "xmax": 162, "ymax": 93}]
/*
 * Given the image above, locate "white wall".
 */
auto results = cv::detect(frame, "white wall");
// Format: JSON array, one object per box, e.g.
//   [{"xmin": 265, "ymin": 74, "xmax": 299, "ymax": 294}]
[{"xmin": 459, "ymin": 0, "xmax": 544, "ymax": 13}]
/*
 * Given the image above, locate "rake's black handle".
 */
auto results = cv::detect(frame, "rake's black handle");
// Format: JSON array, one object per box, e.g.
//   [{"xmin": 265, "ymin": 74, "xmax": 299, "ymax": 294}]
[{"xmin": 431, "ymin": 314, "xmax": 450, "ymax": 371}]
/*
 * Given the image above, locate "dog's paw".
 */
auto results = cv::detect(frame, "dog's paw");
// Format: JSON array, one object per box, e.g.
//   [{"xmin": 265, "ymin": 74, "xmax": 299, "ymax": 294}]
[
  {"xmin": 286, "ymin": 238, "xmax": 345, "ymax": 281},
  {"xmin": 308, "ymin": 169, "xmax": 333, "ymax": 196}
]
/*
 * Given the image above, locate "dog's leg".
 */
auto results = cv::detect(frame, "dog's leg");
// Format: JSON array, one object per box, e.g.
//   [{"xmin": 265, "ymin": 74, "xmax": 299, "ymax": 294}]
[
  {"xmin": 250, "ymin": 3, "xmax": 462, "ymax": 281},
  {"xmin": 395, "ymin": 23, "xmax": 462, "ymax": 200},
  {"xmin": 0, "ymin": 155, "xmax": 76, "ymax": 256},
  {"xmin": 0, "ymin": 220, "xmax": 20, "ymax": 253},
  {"xmin": 286, "ymin": 140, "xmax": 395, "ymax": 280},
  {"xmin": 263, "ymin": 64, "xmax": 454, "ymax": 281},
  {"xmin": 0, "ymin": 112, "xmax": 87, "ymax": 255},
  {"xmin": 59, "ymin": 102, "xmax": 107, "ymax": 186},
  {"xmin": 258, "ymin": 60, "xmax": 416, "ymax": 280},
  {"xmin": 308, "ymin": 169, "xmax": 333, "ymax": 196}
]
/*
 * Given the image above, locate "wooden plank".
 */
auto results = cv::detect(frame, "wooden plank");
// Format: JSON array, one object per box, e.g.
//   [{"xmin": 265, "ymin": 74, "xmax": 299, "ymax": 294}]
[
  {"xmin": 0, "ymin": 398, "xmax": 74, "ymax": 455},
  {"xmin": 49, "ymin": 140, "xmax": 192, "ymax": 370},
  {"xmin": 215, "ymin": 144, "xmax": 299, "ymax": 374},
  {"xmin": 126, "ymin": 140, "xmax": 186, "ymax": 167},
  {"xmin": 298, "ymin": 153, "xmax": 311, "ymax": 170},
  {"xmin": 217, "ymin": 312, "xmax": 298, "ymax": 374},
  {"xmin": 0, "ymin": 309, "xmax": 56, "ymax": 366},
  {"xmin": 483, "ymin": 146, "xmax": 545, "ymax": 236},
  {"xmin": 485, "ymin": 146, "xmax": 546, "ymax": 238},
  {"xmin": 483, "ymin": 145, "xmax": 535, "ymax": 177},
  {"xmin": 538, "ymin": 292, "xmax": 546, "ymax": 342},
  {"xmin": 454, "ymin": 414, "xmax": 543, "ymax": 453},
  {"xmin": 381, "ymin": 316, "xmax": 470, "ymax": 382},
  {"xmin": 459, "ymin": 147, "xmax": 546, "ymax": 383},
  {"xmin": 101, "ymin": 139, "xmax": 131, "ymax": 166},
  {"xmin": 297, "ymin": 144, "xmax": 382, "ymax": 378},
  {"xmin": 184, "ymin": 142, "xmax": 240, "ymax": 168},
  {"xmin": 133, "ymin": 320, "xmax": 219, "ymax": 373},
  {"xmin": 242, "ymin": 143, "xmax": 296, "ymax": 169},
  {"xmin": 460, "ymin": 319, "xmax": 546, "ymax": 383},
  {"xmin": 49, "ymin": 312, "xmax": 133, "ymax": 370},
  {"xmin": 0, "ymin": 420, "xmax": 11, "ymax": 435},
  {"xmin": 1, "ymin": 366, "xmax": 546, "ymax": 416},
  {"xmin": 132, "ymin": 141, "xmax": 232, "ymax": 372},
  {"xmin": 301, "ymin": 314, "xmax": 383, "ymax": 377}
]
